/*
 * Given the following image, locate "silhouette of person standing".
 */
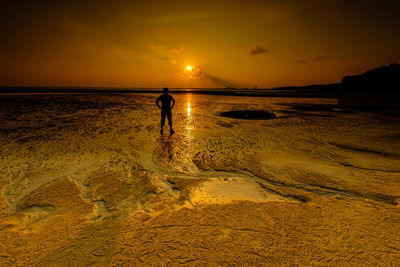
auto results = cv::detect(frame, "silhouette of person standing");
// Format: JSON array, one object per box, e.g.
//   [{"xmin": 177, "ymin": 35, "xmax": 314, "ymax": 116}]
[{"xmin": 156, "ymin": 87, "xmax": 175, "ymax": 135}]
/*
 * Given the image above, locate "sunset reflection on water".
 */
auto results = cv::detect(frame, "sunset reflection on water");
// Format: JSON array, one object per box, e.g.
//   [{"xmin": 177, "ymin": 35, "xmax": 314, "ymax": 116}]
[
  {"xmin": 185, "ymin": 94, "xmax": 194, "ymax": 131},
  {"xmin": 187, "ymin": 102, "xmax": 191, "ymax": 117}
]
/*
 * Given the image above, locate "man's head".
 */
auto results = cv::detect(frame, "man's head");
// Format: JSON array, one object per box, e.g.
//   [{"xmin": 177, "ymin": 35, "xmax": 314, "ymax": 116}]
[{"xmin": 163, "ymin": 87, "xmax": 168, "ymax": 94}]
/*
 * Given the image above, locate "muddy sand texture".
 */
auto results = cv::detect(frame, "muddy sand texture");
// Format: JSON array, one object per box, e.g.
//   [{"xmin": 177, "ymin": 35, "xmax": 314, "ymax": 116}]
[{"xmin": 0, "ymin": 93, "xmax": 399, "ymax": 265}]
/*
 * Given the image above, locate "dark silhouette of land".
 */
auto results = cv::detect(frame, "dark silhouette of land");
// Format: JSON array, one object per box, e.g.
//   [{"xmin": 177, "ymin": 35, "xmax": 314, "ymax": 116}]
[
  {"xmin": 337, "ymin": 63, "xmax": 400, "ymax": 107},
  {"xmin": 342, "ymin": 63, "xmax": 400, "ymax": 93},
  {"xmin": 156, "ymin": 87, "xmax": 175, "ymax": 136}
]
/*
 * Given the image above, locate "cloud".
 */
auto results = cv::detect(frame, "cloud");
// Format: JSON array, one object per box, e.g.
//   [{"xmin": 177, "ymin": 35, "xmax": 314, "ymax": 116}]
[
  {"xmin": 183, "ymin": 65, "xmax": 238, "ymax": 87},
  {"xmin": 250, "ymin": 45, "xmax": 268, "ymax": 56},
  {"xmin": 169, "ymin": 58, "xmax": 177, "ymax": 65},
  {"xmin": 149, "ymin": 45, "xmax": 183, "ymax": 54},
  {"xmin": 294, "ymin": 56, "xmax": 331, "ymax": 64},
  {"xmin": 170, "ymin": 46, "xmax": 183, "ymax": 53},
  {"xmin": 173, "ymin": 25, "xmax": 182, "ymax": 33},
  {"xmin": 199, "ymin": 72, "xmax": 232, "ymax": 87},
  {"xmin": 149, "ymin": 45, "xmax": 164, "ymax": 52},
  {"xmin": 294, "ymin": 60, "xmax": 309, "ymax": 64},
  {"xmin": 313, "ymin": 56, "xmax": 330, "ymax": 61}
]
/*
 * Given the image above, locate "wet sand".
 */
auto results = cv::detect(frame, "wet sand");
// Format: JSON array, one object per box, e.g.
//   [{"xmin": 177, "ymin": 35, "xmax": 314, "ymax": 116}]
[{"xmin": 0, "ymin": 93, "xmax": 399, "ymax": 265}]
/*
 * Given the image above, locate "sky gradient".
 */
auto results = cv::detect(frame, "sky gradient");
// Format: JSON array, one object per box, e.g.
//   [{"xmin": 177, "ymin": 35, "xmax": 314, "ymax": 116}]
[{"xmin": 1, "ymin": 0, "xmax": 399, "ymax": 88}]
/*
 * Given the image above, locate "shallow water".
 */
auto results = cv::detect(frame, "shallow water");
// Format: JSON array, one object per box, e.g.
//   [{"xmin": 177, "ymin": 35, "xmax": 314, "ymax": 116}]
[{"xmin": 1, "ymin": 93, "xmax": 399, "ymax": 209}]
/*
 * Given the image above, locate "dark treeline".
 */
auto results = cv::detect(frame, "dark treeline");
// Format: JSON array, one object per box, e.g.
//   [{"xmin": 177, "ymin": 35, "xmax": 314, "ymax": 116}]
[{"xmin": 341, "ymin": 63, "xmax": 400, "ymax": 93}]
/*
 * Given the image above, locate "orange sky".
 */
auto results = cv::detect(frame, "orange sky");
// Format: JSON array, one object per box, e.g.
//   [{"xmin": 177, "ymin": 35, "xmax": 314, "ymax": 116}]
[{"xmin": 1, "ymin": 0, "xmax": 399, "ymax": 88}]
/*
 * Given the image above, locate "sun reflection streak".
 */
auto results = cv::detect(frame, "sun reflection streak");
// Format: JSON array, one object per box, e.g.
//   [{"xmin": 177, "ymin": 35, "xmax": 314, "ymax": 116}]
[
  {"xmin": 187, "ymin": 102, "xmax": 191, "ymax": 117},
  {"xmin": 182, "ymin": 95, "xmax": 196, "ymax": 171},
  {"xmin": 185, "ymin": 95, "xmax": 193, "ymax": 131}
]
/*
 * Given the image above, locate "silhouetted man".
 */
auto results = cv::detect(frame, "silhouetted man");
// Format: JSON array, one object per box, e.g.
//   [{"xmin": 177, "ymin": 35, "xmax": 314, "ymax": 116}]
[{"xmin": 156, "ymin": 87, "xmax": 175, "ymax": 135}]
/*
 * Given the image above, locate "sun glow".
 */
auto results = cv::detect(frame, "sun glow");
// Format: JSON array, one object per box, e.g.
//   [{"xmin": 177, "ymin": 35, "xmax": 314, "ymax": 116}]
[{"xmin": 186, "ymin": 65, "xmax": 192, "ymax": 71}]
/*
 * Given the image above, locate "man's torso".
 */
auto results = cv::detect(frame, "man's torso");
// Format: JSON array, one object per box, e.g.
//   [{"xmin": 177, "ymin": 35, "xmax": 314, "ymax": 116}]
[{"xmin": 158, "ymin": 94, "xmax": 173, "ymax": 110}]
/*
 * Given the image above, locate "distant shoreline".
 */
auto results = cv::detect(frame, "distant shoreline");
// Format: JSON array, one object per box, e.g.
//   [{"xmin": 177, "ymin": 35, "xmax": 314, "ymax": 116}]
[
  {"xmin": 2, "ymin": 63, "xmax": 398, "ymax": 98},
  {"xmin": 0, "ymin": 85, "xmax": 343, "ymax": 98},
  {"xmin": 1, "ymin": 85, "xmax": 399, "ymax": 99}
]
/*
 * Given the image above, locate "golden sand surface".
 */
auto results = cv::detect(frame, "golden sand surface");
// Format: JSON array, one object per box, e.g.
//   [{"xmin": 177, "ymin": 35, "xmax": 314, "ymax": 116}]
[{"xmin": 0, "ymin": 93, "xmax": 399, "ymax": 265}]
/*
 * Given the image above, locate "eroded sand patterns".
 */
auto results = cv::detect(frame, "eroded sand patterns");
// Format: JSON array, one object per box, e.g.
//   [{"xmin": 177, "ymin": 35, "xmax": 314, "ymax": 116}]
[{"xmin": 0, "ymin": 93, "xmax": 399, "ymax": 265}]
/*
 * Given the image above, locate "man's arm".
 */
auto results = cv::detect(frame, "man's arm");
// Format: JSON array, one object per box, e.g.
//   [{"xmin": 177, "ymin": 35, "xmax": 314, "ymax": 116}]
[
  {"xmin": 156, "ymin": 96, "xmax": 162, "ymax": 109},
  {"xmin": 171, "ymin": 96, "xmax": 175, "ymax": 109}
]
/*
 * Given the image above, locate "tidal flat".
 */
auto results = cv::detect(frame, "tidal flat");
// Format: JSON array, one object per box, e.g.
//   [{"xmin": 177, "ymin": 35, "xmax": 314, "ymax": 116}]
[{"xmin": 0, "ymin": 93, "xmax": 399, "ymax": 265}]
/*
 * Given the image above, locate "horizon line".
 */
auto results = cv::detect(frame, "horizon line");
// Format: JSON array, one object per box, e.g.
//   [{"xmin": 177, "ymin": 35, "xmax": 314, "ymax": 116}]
[{"xmin": 0, "ymin": 83, "xmax": 340, "ymax": 91}]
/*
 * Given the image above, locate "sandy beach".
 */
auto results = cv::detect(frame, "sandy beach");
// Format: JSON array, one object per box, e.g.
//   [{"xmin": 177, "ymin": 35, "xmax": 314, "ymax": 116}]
[{"xmin": 0, "ymin": 92, "xmax": 399, "ymax": 265}]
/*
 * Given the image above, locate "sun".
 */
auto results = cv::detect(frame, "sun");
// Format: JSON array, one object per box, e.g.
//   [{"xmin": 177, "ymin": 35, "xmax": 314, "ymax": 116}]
[{"xmin": 184, "ymin": 64, "xmax": 198, "ymax": 79}]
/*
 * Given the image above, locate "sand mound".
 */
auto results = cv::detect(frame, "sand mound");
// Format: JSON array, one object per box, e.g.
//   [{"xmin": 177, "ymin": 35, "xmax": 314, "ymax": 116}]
[
  {"xmin": 190, "ymin": 177, "xmax": 287, "ymax": 204},
  {"xmin": 220, "ymin": 110, "xmax": 276, "ymax": 119}
]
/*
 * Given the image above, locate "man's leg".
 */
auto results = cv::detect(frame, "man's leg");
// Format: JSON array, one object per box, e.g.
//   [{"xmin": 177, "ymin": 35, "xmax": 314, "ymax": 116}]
[
  {"xmin": 160, "ymin": 110, "xmax": 166, "ymax": 135},
  {"xmin": 167, "ymin": 110, "xmax": 174, "ymax": 134}
]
